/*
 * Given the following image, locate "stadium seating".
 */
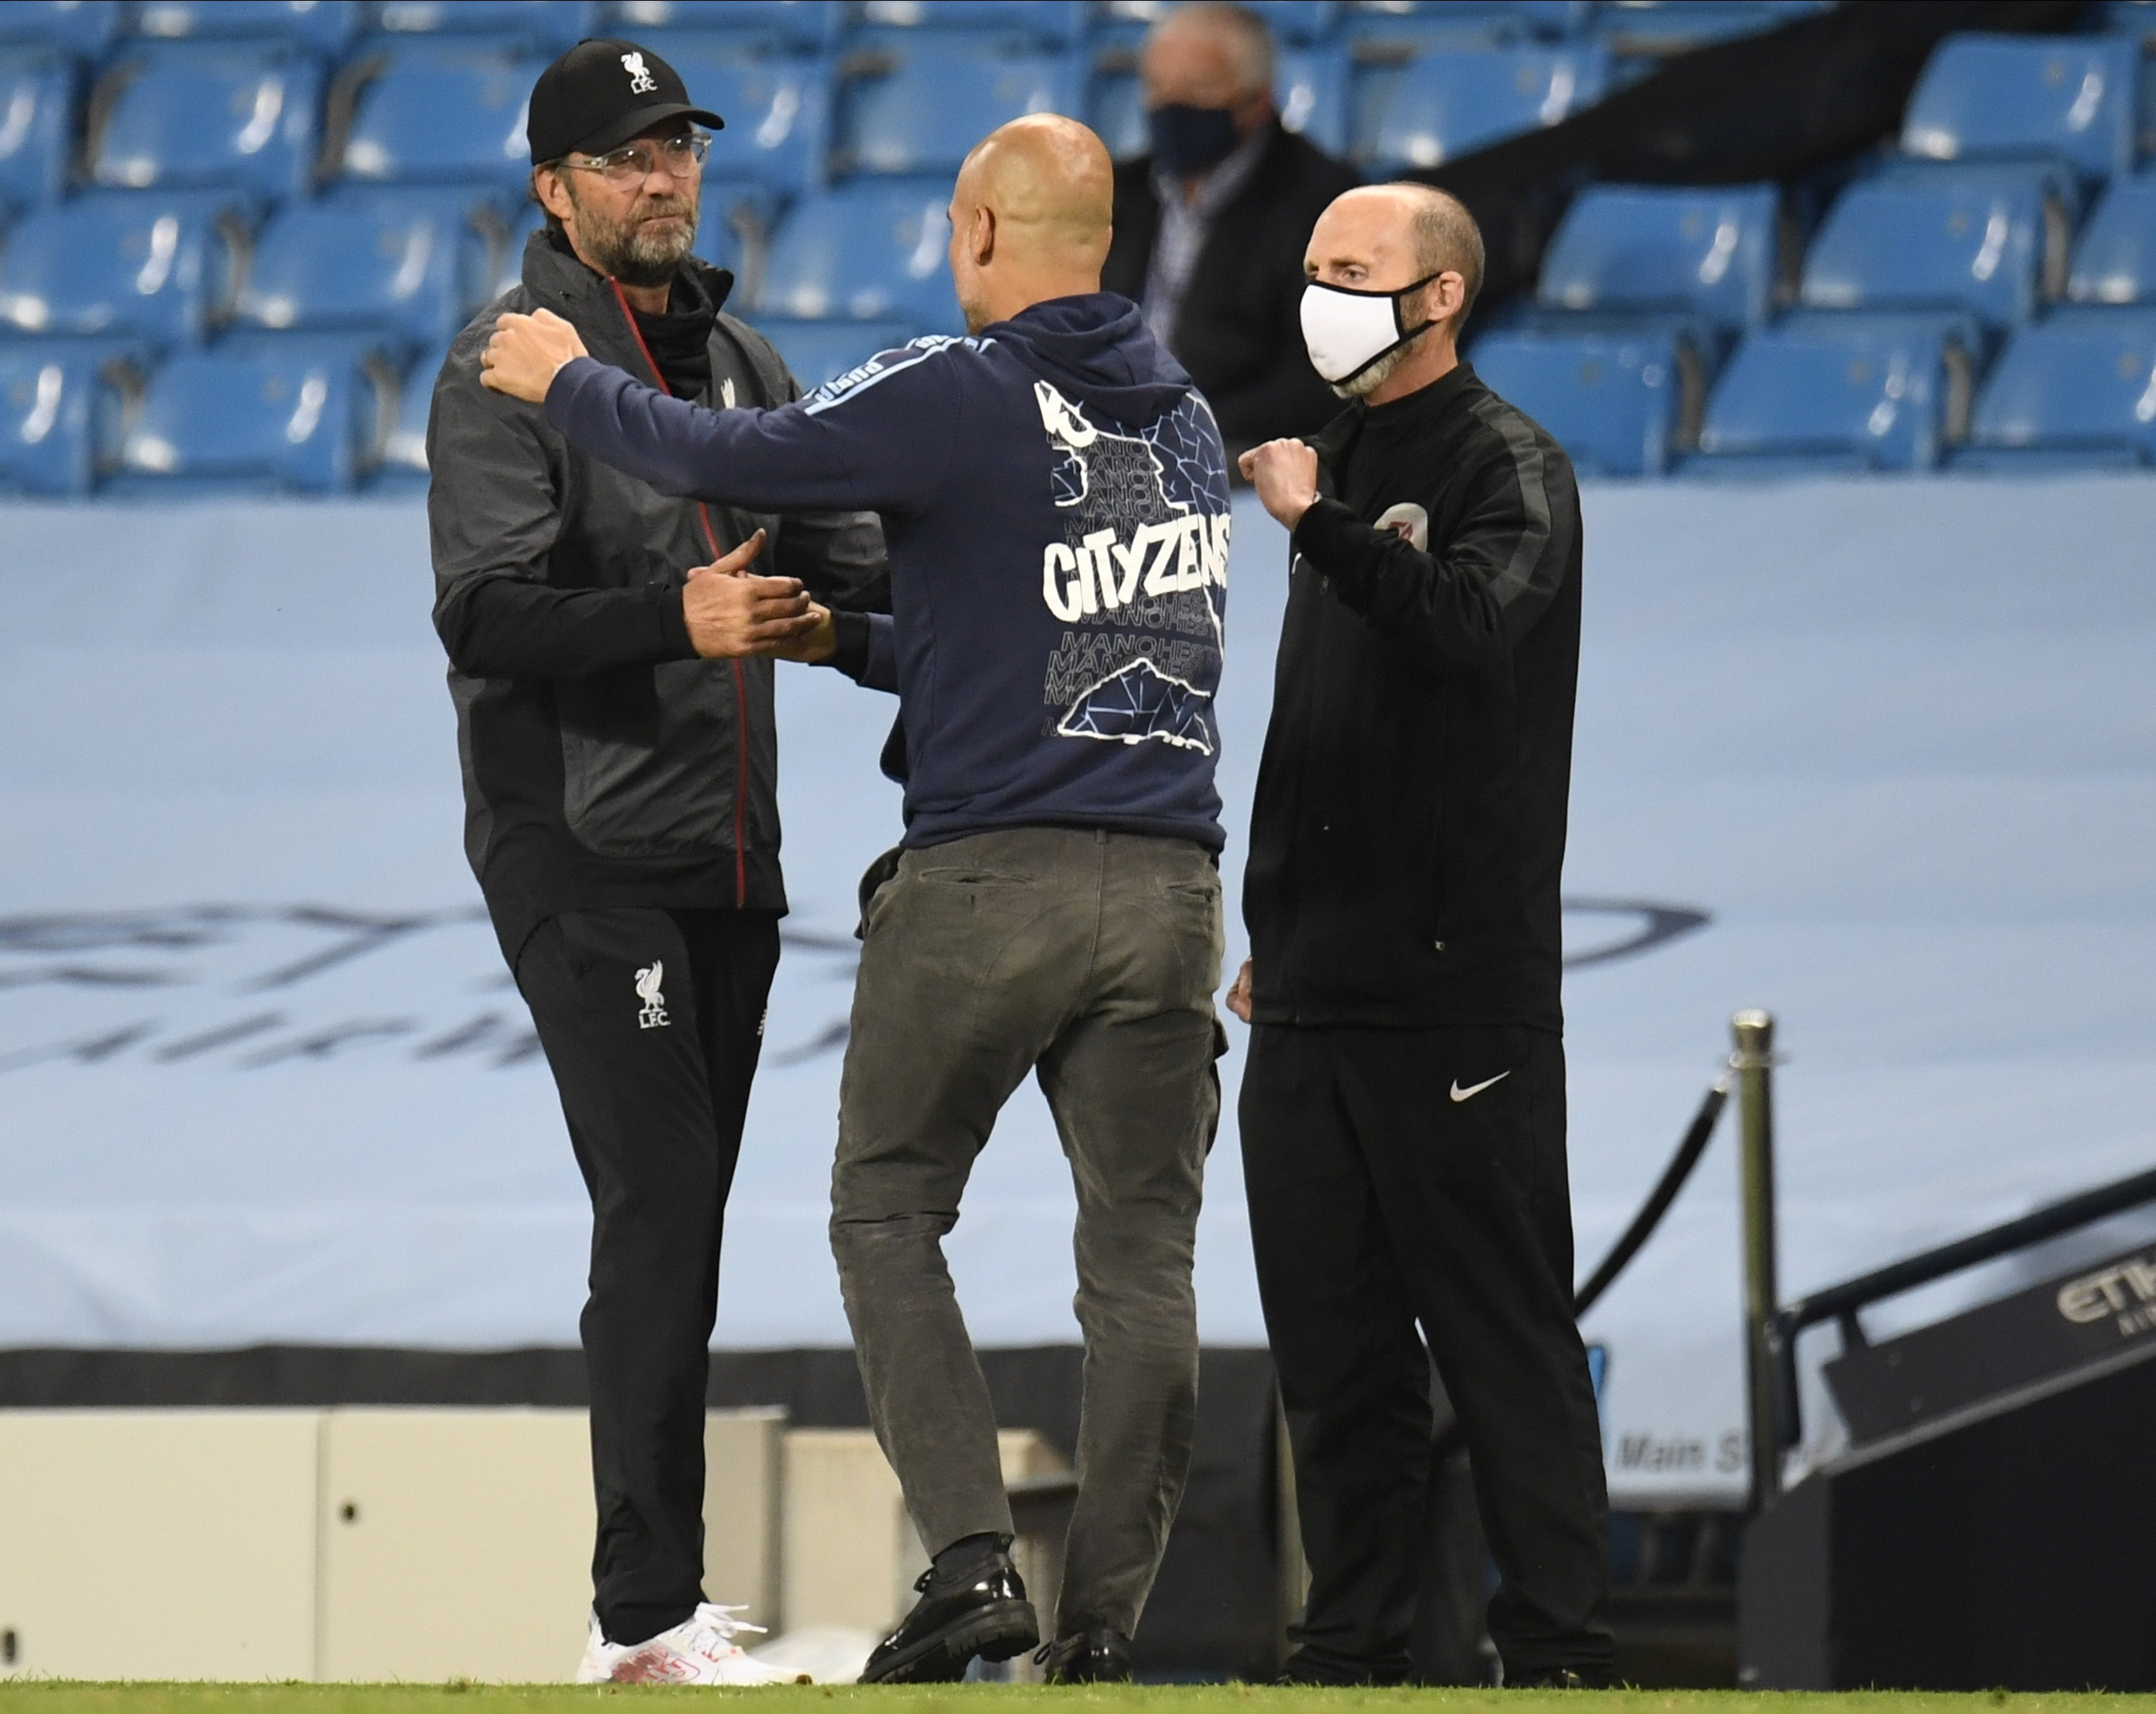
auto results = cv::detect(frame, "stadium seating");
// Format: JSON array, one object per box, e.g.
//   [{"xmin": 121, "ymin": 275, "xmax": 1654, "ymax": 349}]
[
  {"xmin": 1348, "ymin": 43, "xmax": 1610, "ymax": 172},
  {"xmin": 331, "ymin": 47, "xmax": 551, "ymax": 189},
  {"xmin": 368, "ymin": 2, "xmax": 601, "ymax": 54},
  {"xmin": 691, "ymin": 181, "xmax": 774, "ymax": 281},
  {"xmin": 663, "ymin": 39, "xmax": 832, "ymax": 198},
  {"xmin": 0, "ymin": 53, "xmax": 74, "ymax": 212},
  {"xmin": 1799, "ymin": 164, "xmax": 2069, "ymax": 329},
  {"xmin": 0, "ymin": 193, "xmax": 243, "ymax": 344},
  {"xmin": 832, "ymin": 37, "xmax": 1082, "ymax": 179},
  {"xmin": 1900, "ymin": 34, "xmax": 2143, "ymax": 185},
  {"xmin": 108, "ymin": 335, "xmax": 391, "ymax": 493},
  {"xmin": 1470, "ymin": 326, "xmax": 1699, "ymax": 476},
  {"xmin": 375, "ymin": 341, "xmax": 450, "ymax": 485},
  {"xmin": 610, "ymin": 2, "xmax": 846, "ymax": 54},
  {"xmin": 234, "ymin": 190, "xmax": 498, "ymax": 349},
  {"xmin": 756, "ymin": 177, "xmax": 963, "ymax": 333},
  {"xmin": 855, "ymin": 1, "xmax": 1087, "ymax": 47},
  {"xmin": 751, "ymin": 317, "xmax": 921, "ymax": 389},
  {"xmin": 1536, "ymin": 184, "xmax": 1786, "ymax": 331},
  {"xmin": 2068, "ymin": 173, "xmax": 2156, "ymax": 304},
  {"xmin": 1591, "ymin": 1, "xmax": 1831, "ymax": 59},
  {"xmin": 0, "ymin": 342, "xmax": 137, "ymax": 497},
  {"xmin": 1689, "ymin": 318, "xmax": 1967, "ymax": 473},
  {"xmin": 1955, "ymin": 306, "xmax": 2156, "ymax": 468},
  {"xmin": 132, "ymin": 1, "xmax": 363, "ymax": 51},
  {"xmin": 0, "ymin": 2, "xmax": 123, "ymax": 56},
  {"xmin": 88, "ymin": 45, "xmax": 324, "ymax": 201}
]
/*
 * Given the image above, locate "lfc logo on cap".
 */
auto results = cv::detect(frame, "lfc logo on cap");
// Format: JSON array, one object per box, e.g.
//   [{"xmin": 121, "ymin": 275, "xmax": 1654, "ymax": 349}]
[{"xmin": 620, "ymin": 51, "xmax": 657, "ymax": 95}]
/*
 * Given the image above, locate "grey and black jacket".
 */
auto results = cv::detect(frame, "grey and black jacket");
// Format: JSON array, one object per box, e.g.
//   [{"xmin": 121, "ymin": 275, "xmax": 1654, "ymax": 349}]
[{"xmin": 428, "ymin": 230, "xmax": 886, "ymax": 965}]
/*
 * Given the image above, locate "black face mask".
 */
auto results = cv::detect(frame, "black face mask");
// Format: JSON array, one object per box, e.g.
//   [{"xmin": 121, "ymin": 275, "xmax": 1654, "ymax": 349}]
[{"xmin": 1149, "ymin": 102, "xmax": 1241, "ymax": 177}]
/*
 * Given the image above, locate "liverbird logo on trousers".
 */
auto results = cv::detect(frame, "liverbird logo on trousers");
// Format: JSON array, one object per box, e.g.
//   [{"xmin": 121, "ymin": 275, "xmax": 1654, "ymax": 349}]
[
  {"xmin": 621, "ymin": 52, "xmax": 658, "ymax": 95},
  {"xmin": 635, "ymin": 960, "xmax": 668, "ymax": 1029}
]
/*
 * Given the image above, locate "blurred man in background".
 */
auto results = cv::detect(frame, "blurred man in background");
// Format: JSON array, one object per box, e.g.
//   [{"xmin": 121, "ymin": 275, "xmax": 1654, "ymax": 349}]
[
  {"xmin": 1232, "ymin": 183, "xmax": 1613, "ymax": 1688},
  {"xmin": 428, "ymin": 38, "xmax": 881, "ymax": 1687},
  {"xmin": 1104, "ymin": 1, "xmax": 1360, "ymax": 458}
]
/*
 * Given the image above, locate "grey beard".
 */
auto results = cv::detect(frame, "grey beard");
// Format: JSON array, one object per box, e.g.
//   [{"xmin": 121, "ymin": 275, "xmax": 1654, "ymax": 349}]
[
  {"xmin": 1329, "ymin": 338, "xmax": 1415, "ymax": 400},
  {"xmin": 569, "ymin": 191, "xmax": 699, "ymax": 288}
]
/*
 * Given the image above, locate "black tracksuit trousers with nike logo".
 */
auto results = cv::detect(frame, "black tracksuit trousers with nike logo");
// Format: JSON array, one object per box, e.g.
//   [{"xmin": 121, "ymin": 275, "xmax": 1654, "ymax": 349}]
[
  {"xmin": 1241, "ymin": 1022, "xmax": 1610, "ymax": 1683},
  {"xmin": 514, "ymin": 904, "xmax": 781, "ymax": 1647}
]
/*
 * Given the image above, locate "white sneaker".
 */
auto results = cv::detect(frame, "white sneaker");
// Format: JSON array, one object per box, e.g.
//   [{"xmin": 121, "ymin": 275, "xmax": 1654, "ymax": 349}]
[{"xmin": 577, "ymin": 1604, "xmax": 804, "ymax": 1685}]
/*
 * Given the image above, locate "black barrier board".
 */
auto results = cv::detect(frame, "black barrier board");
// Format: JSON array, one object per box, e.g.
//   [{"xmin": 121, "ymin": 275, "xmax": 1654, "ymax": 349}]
[{"xmin": 1825, "ymin": 1238, "xmax": 2156, "ymax": 1445}]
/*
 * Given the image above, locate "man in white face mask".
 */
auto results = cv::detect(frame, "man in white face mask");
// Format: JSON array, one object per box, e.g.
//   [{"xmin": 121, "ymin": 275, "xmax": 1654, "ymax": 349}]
[{"xmin": 1230, "ymin": 184, "xmax": 1611, "ymax": 1689}]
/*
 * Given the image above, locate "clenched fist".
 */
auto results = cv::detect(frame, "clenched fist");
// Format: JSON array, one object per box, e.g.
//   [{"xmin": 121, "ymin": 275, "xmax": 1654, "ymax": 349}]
[
  {"xmin": 480, "ymin": 307, "xmax": 590, "ymax": 404},
  {"xmin": 1238, "ymin": 438, "xmax": 1320, "ymax": 531}
]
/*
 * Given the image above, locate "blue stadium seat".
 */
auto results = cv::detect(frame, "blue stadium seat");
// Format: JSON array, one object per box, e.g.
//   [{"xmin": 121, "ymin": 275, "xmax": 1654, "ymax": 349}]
[
  {"xmin": 1087, "ymin": 41, "xmax": 1347, "ymax": 163},
  {"xmin": 1537, "ymin": 184, "xmax": 1785, "ymax": 332},
  {"xmin": 131, "ymin": 1, "xmax": 363, "ymax": 51},
  {"xmin": 1470, "ymin": 327, "xmax": 1698, "ymax": 476},
  {"xmin": 756, "ymin": 177, "xmax": 963, "ymax": 335},
  {"xmin": 854, "ymin": 2, "xmax": 1087, "ymax": 47},
  {"xmin": 2067, "ymin": 174, "xmax": 2156, "ymax": 304},
  {"xmin": 1689, "ymin": 319, "xmax": 1966, "ymax": 473},
  {"xmin": 1342, "ymin": 7, "xmax": 1532, "ymax": 51},
  {"xmin": 233, "ymin": 191, "xmax": 498, "ymax": 349},
  {"xmin": 834, "ymin": 38, "xmax": 1082, "ymax": 179},
  {"xmin": 2100, "ymin": 0, "xmax": 2156, "ymax": 47},
  {"xmin": 488, "ymin": 203, "xmax": 546, "ymax": 301},
  {"xmin": 1349, "ymin": 43, "xmax": 1610, "ymax": 173},
  {"xmin": 0, "ymin": 193, "xmax": 243, "ymax": 344},
  {"xmin": 750, "ymin": 317, "xmax": 919, "ymax": 390},
  {"xmin": 0, "ymin": 341, "xmax": 138, "ymax": 497},
  {"xmin": 1901, "ymin": 35, "xmax": 2142, "ymax": 185},
  {"xmin": 659, "ymin": 39, "xmax": 832, "ymax": 197},
  {"xmin": 88, "ymin": 46, "xmax": 323, "ymax": 200},
  {"xmin": 1955, "ymin": 306, "xmax": 2156, "ymax": 468},
  {"xmin": 609, "ymin": 2, "xmax": 845, "ymax": 54},
  {"xmin": 0, "ymin": 54, "xmax": 75, "ymax": 212},
  {"xmin": 368, "ymin": 2, "xmax": 601, "ymax": 54},
  {"xmin": 332, "ymin": 47, "xmax": 551, "ymax": 190},
  {"xmin": 691, "ymin": 179, "xmax": 782, "ymax": 281},
  {"xmin": 110, "ymin": 335, "xmax": 393, "ymax": 493},
  {"xmin": 0, "ymin": 2, "xmax": 122, "ymax": 55},
  {"xmin": 1243, "ymin": 2, "xmax": 1349, "ymax": 46},
  {"xmin": 1344, "ymin": 2, "xmax": 1597, "ymax": 39},
  {"xmin": 375, "ymin": 340, "xmax": 452, "ymax": 486},
  {"xmin": 1799, "ymin": 164, "xmax": 2067, "ymax": 329},
  {"xmin": 1592, "ymin": 1, "xmax": 1830, "ymax": 59}
]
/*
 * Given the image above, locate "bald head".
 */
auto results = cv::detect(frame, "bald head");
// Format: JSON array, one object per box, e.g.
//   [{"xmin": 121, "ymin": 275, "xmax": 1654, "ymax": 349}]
[
  {"xmin": 948, "ymin": 115, "xmax": 1114, "ymax": 332},
  {"xmin": 1308, "ymin": 182, "xmax": 1484, "ymax": 317}
]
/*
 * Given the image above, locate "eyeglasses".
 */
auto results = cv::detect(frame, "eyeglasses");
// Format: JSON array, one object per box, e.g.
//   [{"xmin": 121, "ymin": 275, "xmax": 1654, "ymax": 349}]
[{"xmin": 557, "ymin": 131, "xmax": 710, "ymax": 185}]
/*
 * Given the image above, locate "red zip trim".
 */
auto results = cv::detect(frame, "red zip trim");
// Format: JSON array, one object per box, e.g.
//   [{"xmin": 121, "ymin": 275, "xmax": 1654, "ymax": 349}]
[{"xmin": 608, "ymin": 277, "xmax": 751, "ymax": 907}]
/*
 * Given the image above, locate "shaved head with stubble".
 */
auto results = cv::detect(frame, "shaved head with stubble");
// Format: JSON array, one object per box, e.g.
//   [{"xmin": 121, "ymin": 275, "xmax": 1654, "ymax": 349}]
[{"xmin": 947, "ymin": 113, "xmax": 1116, "ymax": 334}]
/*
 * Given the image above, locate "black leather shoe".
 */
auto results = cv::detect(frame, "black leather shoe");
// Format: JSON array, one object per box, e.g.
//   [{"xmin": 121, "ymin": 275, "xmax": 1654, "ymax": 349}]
[
  {"xmin": 859, "ymin": 1541, "xmax": 1039, "ymax": 1684},
  {"xmin": 1507, "ymin": 1666, "xmax": 1618, "ymax": 1689},
  {"xmin": 1039, "ymin": 1627, "xmax": 1133, "ymax": 1684}
]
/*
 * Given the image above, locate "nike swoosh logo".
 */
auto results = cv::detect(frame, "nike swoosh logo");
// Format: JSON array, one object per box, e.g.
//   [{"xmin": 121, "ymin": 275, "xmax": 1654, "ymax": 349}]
[{"xmin": 1449, "ymin": 1071, "xmax": 1512, "ymax": 1103}]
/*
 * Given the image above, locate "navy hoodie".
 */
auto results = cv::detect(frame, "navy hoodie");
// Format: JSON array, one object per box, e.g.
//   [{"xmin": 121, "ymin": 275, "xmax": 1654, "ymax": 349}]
[{"xmin": 545, "ymin": 292, "xmax": 1231, "ymax": 852}]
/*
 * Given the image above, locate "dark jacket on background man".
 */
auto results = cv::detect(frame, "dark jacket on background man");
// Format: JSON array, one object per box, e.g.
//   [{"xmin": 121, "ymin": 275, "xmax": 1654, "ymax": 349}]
[
  {"xmin": 1104, "ymin": 120, "xmax": 1361, "ymax": 455},
  {"xmin": 428, "ymin": 230, "xmax": 886, "ymax": 964},
  {"xmin": 1242, "ymin": 361, "xmax": 1582, "ymax": 1032}
]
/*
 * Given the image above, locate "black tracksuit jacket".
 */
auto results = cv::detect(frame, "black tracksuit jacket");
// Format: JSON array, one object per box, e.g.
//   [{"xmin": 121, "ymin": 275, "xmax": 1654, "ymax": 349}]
[
  {"xmin": 428, "ymin": 232, "xmax": 885, "ymax": 964},
  {"xmin": 1242, "ymin": 361, "xmax": 1583, "ymax": 1032}
]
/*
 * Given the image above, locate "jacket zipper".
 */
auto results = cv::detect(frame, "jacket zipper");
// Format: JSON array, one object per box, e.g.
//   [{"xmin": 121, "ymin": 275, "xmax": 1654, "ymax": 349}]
[{"xmin": 608, "ymin": 278, "xmax": 750, "ymax": 908}]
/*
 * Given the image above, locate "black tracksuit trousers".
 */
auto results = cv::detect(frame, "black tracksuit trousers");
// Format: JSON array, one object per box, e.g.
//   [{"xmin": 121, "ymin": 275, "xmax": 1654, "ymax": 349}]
[
  {"xmin": 514, "ymin": 904, "xmax": 781, "ymax": 1648},
  {"xmin": 1240, "ymin": 1021, "xmax": 1613, "ymax": 1684}
]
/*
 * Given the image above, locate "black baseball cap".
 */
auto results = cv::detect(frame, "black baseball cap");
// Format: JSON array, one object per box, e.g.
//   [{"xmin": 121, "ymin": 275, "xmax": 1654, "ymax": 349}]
[{"xmin": 527, "ymin": 38, "xmax": 723, "ymax": 165}]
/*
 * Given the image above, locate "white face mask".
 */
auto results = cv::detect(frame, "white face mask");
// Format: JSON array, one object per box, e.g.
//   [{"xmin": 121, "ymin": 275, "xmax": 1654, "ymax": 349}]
[{"xmin": 1299, "ymin": 273, "xmax": 1441, "ymax": 387}]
